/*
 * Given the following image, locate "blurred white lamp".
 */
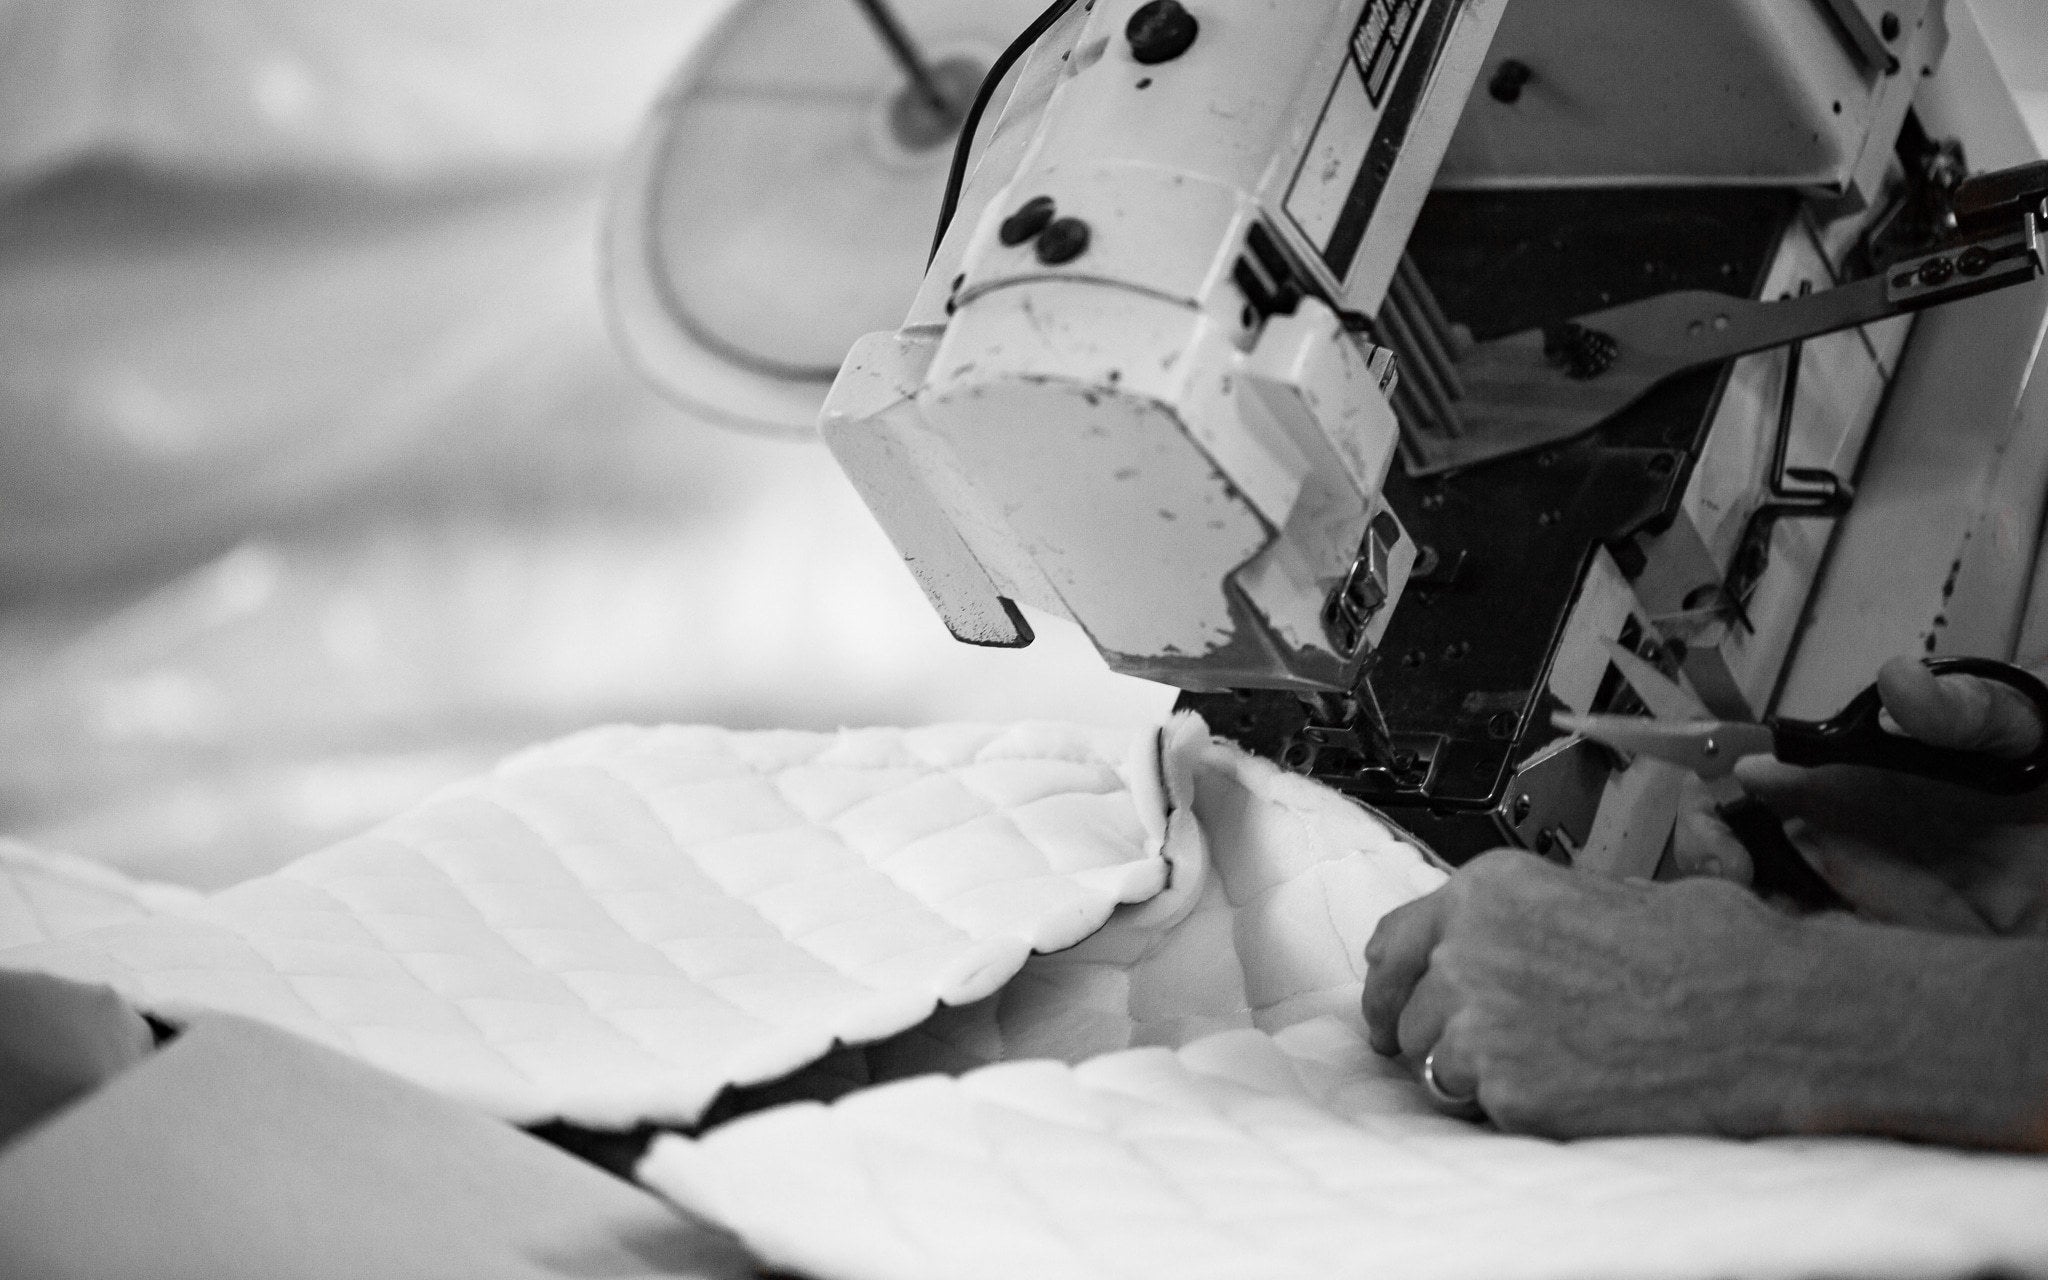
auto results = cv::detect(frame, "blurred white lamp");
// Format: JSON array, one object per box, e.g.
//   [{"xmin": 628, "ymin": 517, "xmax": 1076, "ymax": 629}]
[{"xmin": 605, "ymin": 0, "xmax": 1041, "ymax": 436}]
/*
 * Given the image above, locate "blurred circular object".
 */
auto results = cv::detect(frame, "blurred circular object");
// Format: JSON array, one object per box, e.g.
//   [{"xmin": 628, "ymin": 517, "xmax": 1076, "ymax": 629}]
[{"xmin": 606, "ymin": 0, "xmax": 1038, "ymax": 437}]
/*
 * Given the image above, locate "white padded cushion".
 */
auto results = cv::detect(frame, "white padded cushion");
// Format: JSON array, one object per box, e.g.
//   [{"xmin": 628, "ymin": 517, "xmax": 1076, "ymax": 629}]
[
  {"xmin": 644, "ymin": 1015, "xmax": 2048, "ymax": 1280},
  {"xmin": 1, "ymin": 722, "xmax": 1174, "ymax": 1127},
  {"xmin": 0, "ymin": 840, "xmax": 201, "ymax": 949}
]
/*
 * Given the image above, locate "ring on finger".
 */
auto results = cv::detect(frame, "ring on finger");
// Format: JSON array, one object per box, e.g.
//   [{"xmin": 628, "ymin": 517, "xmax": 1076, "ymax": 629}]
[{"xmin": 1421, "ymin": 1046, "xmax": 1479, "ymax": 1111}]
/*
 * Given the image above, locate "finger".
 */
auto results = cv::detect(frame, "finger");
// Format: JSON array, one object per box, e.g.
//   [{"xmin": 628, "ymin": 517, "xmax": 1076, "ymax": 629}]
[
  {"xmin": 1669, "ymin": 806, "xmax": 1754, "ymax": 884},
  {"xmin": 1420, "ymin": 1016, "xmax": 1483, "ymax": 1116},
  {"xmin": 1731, "ymin": 754, "xmax": 1894, "ymax": 832},
  {"xmin": 1878, "ymin": 657, "xmax": 2043, "ymax": 760},
  {"xmin": 1395, "ymin": 967, "xmax": 1459, "ymax": 1061},
  {"xmin": 1786, "ymin": 818, "xmax": 1994, "ymax": 934},
  {"xmin": 1361, "ymin": 892, "xmax": 1446, "ymax": 1057}
]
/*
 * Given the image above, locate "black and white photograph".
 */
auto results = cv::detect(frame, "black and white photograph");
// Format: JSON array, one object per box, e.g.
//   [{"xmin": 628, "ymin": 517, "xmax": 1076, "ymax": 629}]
[{"xmin": 2, "ymin": 2, "xmax": 2047, "ymax": 1277}]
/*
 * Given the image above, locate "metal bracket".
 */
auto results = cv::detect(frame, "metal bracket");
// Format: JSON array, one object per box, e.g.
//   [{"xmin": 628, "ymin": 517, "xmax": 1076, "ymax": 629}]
[
  {"xmin": 1395, "ymin": 161, "xmax": 2048, "ymax": 476},
  {"xmin": 1718, "ymin": 282, "xmax": 1858, "ymax": 631}
]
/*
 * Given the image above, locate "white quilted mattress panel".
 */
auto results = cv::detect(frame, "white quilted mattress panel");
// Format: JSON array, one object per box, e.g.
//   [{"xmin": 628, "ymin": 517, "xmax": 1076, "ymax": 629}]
[
  {"xmin": 855, "ymin": 717, "xmax": 1449, "ymax": 1078},
  {"xmin": 0, "ymin": 840, "xmax": 201, "ymax": 949},
  {"xmin": 644, "ymin": 1015, "xmax": 2048, "ymax": 1280},
  {"xmin": 0, "ymin": 722, "xmax": 1174, "ymax": 1128}
]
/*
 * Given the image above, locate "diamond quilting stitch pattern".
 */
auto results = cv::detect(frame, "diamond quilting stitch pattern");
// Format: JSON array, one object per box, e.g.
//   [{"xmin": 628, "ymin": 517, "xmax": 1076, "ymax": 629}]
[
  {"xmin": 643, "ymin": 1017, "xmax": 2048, "ymax": 1280},
  {"xmin": 0, "ymin": 722, "xmax": 1176, "ymax": 1129}
]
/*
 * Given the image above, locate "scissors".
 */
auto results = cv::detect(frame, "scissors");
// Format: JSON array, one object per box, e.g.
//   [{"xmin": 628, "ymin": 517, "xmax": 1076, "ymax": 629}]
[{"xmin": 1554, "ymin": 648, "xmax": 2048, "ymax": 796}]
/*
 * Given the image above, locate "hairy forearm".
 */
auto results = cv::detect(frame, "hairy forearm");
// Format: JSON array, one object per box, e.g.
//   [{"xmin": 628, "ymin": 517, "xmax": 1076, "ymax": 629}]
[{"xmin": 1758, "ymin": 915, "xmax": 2048, "ymax": 1150}]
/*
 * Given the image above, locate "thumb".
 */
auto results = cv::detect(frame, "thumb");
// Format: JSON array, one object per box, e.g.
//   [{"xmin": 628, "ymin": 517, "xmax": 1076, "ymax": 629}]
[
  {"xmin": 1782, "ymin": 819, "xmax": 1994, "ymax": 934},
  {"xmin": 1876, "ymin": 657, "xmax": 2043, "ymax": 760}
]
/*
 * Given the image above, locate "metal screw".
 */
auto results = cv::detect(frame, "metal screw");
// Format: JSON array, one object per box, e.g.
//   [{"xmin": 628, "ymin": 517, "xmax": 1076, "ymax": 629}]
[
  {"xmin": 1000, "ymin": 197, "xmax": 1057, "ymax": 247},
  {"xmin": 1957, "ymin": 246, "xmax": 1992, "ymax": 277},
  {"xmin": 1881, "ymin": 10, "xmax": 1901, "ymax": 40},
  {"xmin": 1702, "ymin": 737, "xmax": 1720, "ymax": 757},
  {"xmin": 1511, "ymin": 794, "xmax": 1534, "ymax": 824},
  {"xmin": 1488, "ymin": 59, "xmax": 1533, "ymax": 104},
  {"xmin": 1126, "ymin": 0, "xmax": 1200, "ymax": 65},
  {"xmin": 1918, "ymin": 257, "xmax": 1955, "ymax": 287},
  {"xmin": 1036, "ymin": 217, "xmax": 1093, "ymax": 265}
]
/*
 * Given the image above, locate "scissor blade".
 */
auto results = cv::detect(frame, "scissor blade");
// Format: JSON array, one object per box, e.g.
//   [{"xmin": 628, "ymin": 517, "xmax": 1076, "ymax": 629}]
[
  {"xmin": 1552, "ymin": 712, "xmax": 1776, "ymax": 779},
  {"xmin": 1603, "ymin": 641, "xmax": 1711, "ymax": 721}
]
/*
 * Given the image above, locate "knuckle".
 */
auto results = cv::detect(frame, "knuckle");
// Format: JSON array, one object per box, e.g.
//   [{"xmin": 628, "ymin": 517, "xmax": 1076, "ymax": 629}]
[
  {"xmin": 1464, "ymin": 849, "xmax": 1519, "ymax": 880},
  {"xmin": 1429, "ymin": 944, "xmax": 1473, "ymax": 991},
  {"xmin": 1462, "ymin": 848, "xmax": 1547, "ymax": 895}
]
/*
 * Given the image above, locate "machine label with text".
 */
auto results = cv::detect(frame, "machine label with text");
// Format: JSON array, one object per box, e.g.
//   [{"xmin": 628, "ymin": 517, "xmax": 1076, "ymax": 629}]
[
  {"xmin": 1356, "ymin": 0, "xmax": 1422, "ymax": 104},
  {"xmin": 1285, "ymin": 0, "xmax": 1467, "ymax": 283}
]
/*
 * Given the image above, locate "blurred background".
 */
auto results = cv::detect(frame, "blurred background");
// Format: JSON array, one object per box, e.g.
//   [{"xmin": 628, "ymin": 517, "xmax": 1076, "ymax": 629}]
[
  {"xmin": 0, "ymin": 1, "xmax": 2041, "ymax": 893},
  {"xmin": 0, "ymin": 0, "xmax": 1175, "ymax": 892}
]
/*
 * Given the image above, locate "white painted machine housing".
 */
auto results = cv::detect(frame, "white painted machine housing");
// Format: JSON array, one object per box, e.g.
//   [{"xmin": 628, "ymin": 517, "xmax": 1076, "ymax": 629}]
[
  {"xmin": 818, "ymin": 0, "xmax": 1978, "ymax": 699},
  {"xmin": 1439, "ymin": 0, "xmax": 1946, "ymax": 203},
  {"xmin": 823, "ymin": 0, "xmax": 1503, "ymax": 692}
]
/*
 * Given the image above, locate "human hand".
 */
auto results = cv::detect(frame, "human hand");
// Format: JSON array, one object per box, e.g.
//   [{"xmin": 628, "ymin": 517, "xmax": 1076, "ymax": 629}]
[
  {"xmin": 1359, "ymin": 850, "xmax": 1859, "ymax": 1137},
  {"xmin": 1673, "ymin": 656, "xmax": 2048, "ymax": 934},
  {"xmin": 1359, "ymin": 848, "xmax": 2048, "ymax": 1147}
]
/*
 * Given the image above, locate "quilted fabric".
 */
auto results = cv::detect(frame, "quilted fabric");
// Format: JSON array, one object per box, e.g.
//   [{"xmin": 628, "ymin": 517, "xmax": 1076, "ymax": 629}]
[
  {"xmin": 644, "ymin": 1015, "xmax": 2048, "ymax": 1280},
  {"xmin": 853, "ymin": 716, "xmax": 1447, "ymax": 1079},
  {"xmin": 0, "ymin": 840, "xmax": 200, "ymax": 949},
  {"xmin": 0, "ymin": 722, "xmax": 1174, "ymax": 1128}
]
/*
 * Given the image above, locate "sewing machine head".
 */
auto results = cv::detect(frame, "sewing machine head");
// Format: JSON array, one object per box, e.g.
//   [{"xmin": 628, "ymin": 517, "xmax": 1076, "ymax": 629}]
[
  {"xmin": 820, "ymin": 0, "xmax": 1494, "ymax": 697},
  {"xmin": 816, "ymin": 0, "xmax": 2046, "ymax": 860}
]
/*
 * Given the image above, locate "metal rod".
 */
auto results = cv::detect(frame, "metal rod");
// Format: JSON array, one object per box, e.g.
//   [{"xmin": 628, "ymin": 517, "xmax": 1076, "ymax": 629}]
[
  {"xmin": 1394, "ymin": 257, "xmax": 1467, "ymax": 393},
  {"xmin": 1390, "ymin": 365, "xmax": 1450, "ymax": 449},
  {"xmin": 1379, "ymin": 297, "xmax": 1465, "ymax": 439},
  {"xmin": 851, "ymin": 0, "xmax": 953, "ymax": 111},
  {"xmin": 1767, "ymin": 283, "xmax": 1813, "ymax": 488},
  {"xmin": 1389, "ymin": 264, "xmax": 1467, "ymax": 400}
]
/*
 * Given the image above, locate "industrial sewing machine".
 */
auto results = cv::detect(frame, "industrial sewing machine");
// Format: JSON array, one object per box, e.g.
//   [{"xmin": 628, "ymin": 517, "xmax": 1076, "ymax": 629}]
[{"xmin": 789, "ymin": 0, "xmax": 2048, "ymax": 866}]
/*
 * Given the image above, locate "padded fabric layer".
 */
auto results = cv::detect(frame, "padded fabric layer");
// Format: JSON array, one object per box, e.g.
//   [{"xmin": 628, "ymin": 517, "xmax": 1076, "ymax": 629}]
[
  {"xmin": 1, "ymin": 722, "xmax": 1175, "ymax": 1128},
  {"xmin": 644, "ymin": 1015, "xmax": 2048, "ymax": 1280},
  {"xmin": 854, "ymin": 718, "xmax": 1446, "ymax": 1079},
  {"xmin": 640, "ymin": 727, "xmax": 2048, "ymax": 1280},
  {"xmin": 0, "ymin": 841, "xmax": 201, "ymax": 949}
]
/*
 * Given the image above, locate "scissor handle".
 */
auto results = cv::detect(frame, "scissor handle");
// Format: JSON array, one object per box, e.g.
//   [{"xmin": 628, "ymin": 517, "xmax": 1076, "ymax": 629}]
[{"xmin": 1771, "ymin": 657, "xmax": 2048, "ymax": 795}]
